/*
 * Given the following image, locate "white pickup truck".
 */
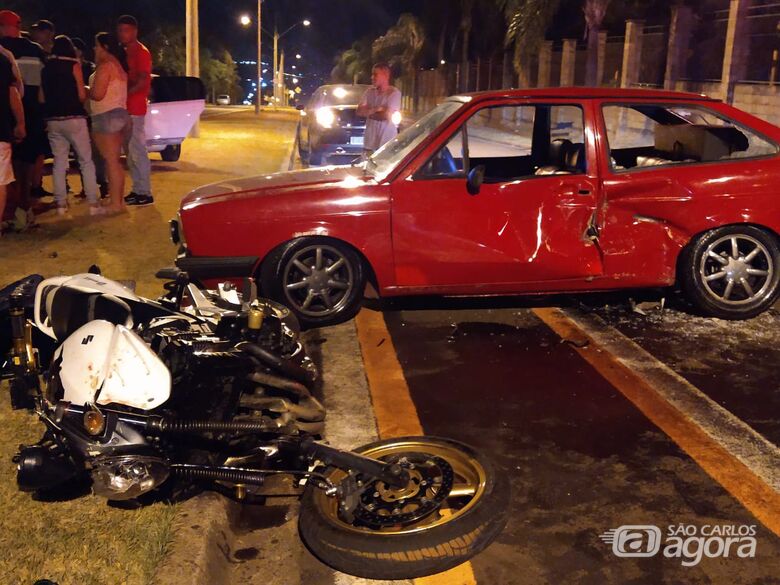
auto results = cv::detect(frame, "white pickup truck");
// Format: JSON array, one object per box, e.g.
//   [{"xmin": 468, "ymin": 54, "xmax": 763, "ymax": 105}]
[{"xmin": 145, "ymin": 76, "xmax": 206, "ymax": 162}]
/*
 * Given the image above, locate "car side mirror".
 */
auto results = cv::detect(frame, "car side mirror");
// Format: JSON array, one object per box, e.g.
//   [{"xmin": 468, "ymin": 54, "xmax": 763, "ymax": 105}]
[{"xmin": 466, "ymin": 165, "xmax": 486, "ymax": 195}]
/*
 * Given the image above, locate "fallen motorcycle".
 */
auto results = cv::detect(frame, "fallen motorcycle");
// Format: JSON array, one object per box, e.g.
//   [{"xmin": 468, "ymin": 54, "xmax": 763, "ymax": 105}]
[{"xmin": 0, "ymin": 270, "xmax": 509, "ymax": 580}]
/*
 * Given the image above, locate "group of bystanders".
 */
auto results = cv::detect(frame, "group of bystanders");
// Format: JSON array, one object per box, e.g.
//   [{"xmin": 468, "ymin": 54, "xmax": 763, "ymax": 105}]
[{"xmin": 0, "ymin": 11, "xmax": 154, "ymax": 237}]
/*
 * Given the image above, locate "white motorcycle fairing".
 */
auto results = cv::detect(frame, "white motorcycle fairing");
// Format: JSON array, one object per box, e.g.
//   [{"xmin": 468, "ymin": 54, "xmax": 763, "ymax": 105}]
[
  {"xmin": 54, "ymin": 320, "xmax": 171, "ymax": 410},
  {"xmin": 34, "ymin": 273, "xmax": 140, "ymax": 340}
]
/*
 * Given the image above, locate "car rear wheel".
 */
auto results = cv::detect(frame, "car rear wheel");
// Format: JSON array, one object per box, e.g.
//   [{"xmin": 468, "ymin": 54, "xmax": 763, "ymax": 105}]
[
  {"xmin": 680, "ymin": 225, "xmax": 780, "ymax": 319},
  {"xmin": 260, "ymin": 238, "xmax": 365, "ymax": 328},
  {"xmin": 161, "ymin": 144, "xmax": 181, "ymax": 162}
]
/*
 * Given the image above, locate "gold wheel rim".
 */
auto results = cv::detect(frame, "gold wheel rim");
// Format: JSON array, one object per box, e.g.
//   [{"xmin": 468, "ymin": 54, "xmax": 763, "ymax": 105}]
[{"xmin": 314, "ymin": 439, "xmax": 487, "ymax": 535}]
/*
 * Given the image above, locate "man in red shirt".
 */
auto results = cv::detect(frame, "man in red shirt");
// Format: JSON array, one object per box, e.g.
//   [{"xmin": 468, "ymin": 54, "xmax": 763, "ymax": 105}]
[{"xmin": 117, "ymin": 14, "xmax": 153, "ymax": 206}]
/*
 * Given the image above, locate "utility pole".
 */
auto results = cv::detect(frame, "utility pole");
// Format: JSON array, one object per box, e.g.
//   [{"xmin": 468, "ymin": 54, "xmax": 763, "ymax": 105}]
[
  {"xmin": 279, "ymin": 50, "xmax": 286, "ymax": 106},
  {"xmin": 186, "ymin": 0, "xmax": 200, "ymax": 136},
  {"xmin": 273, "ymin": 26, "xmax": 279, "ymax": 107},
  {"xmin": 255, "ymin": 0, "xmax": 262, "ymax": 114}
]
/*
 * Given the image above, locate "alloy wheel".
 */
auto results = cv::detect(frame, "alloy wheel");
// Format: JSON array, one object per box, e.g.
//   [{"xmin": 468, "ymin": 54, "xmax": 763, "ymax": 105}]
[
  {"xmin": 699, "ymin": 234, "xmax": 773, "ymax": 305},
  {"xmin": 282, "ymin": 245, "xmax": 355, "ymax": 317}
]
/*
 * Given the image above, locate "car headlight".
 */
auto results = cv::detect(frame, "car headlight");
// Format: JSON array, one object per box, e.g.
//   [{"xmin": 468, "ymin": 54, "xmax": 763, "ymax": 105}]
[
  {"xmin": 169, "ymin": 218, "xmax": 180, "ymax": 245},
  {"xmin": 391, "ymin": 111, "xmax": 402, "ymax": 126},
  {"xmin": 316, "ymin": 107, "xmax": 335, "ymax": 128}
]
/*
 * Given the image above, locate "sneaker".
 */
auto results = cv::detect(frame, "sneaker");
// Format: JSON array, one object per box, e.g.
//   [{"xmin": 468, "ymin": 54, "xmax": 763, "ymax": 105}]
[
  {"xmin": 124, "ymin": 192, "xmax": 139, "ymax": 204},
  {"xmin": 127, "ymin": 194, "xmax": 154, "ymax": 207}
]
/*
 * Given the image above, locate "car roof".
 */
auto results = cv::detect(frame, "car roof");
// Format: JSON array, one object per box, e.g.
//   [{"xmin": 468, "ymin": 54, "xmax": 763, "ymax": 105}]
[{"xmin": 452, "ymin": 86, "xmax": 719, "ymax": 103}]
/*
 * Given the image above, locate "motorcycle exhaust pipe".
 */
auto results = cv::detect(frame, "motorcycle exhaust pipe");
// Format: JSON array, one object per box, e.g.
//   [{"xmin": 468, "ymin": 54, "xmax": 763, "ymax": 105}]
[{"xmin": 14, "ymin": 446, "xmax": 78, "ymax": 492}]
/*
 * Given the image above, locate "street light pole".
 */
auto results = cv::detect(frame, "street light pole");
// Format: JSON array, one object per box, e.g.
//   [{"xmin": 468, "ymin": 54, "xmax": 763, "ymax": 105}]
[
  {"xmin": 273, "ymin": 26, "xmax": 279, "ymax": 107},
  {"xmin": 255, "ymin": 0, "xmax": 262, "ymax": 114},
  {"xmin": 186, "ymin": 0, "xmax": 200, "ymax": 136},
  {"xmin": 279, "ymin": 50, "xmax": 286, "ymax": 106}
]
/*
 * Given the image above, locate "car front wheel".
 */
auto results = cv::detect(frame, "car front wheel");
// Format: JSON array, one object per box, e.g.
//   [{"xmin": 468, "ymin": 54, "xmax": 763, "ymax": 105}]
[
  {"xmin": 260, "ymin": 238, "xmax": 365, "ymax": 328},
  {"xmin": 680, "ymin": 225, "xmax": 780, "ymax": 319}
]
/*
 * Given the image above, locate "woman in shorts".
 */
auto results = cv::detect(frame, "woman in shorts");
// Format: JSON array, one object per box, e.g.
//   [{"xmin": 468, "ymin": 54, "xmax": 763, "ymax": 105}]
[{"xmin": 89, "ymin": 32, "xmax": 128, "ymax": 214}]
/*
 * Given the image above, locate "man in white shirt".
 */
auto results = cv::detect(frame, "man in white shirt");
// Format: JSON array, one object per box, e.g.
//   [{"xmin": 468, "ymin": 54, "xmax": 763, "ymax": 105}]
[{"xmin": 356, "ymin": 63, "xmax": 401, "ymax": 156}]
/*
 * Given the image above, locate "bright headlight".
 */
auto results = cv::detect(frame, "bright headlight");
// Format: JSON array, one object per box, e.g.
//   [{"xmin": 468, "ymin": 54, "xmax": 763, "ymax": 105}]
[
  {"xmin": 391, "ymin": 111, "xmax": 402, "ymax": 126},
  {"xmin": 316, "ymin": 107, "xmax": 335, "ymax": 128}
]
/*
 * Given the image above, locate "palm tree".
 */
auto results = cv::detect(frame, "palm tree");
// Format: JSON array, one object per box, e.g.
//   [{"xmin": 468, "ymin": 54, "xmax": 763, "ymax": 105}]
[
  {"xmin": 372, "ymin": 14, "xmax": 426, "ymax": 107},
  {"xmin": 584, "ymin": 0, "xmax": 611, "ymax": 86},
  {"xmin": 331, "ymin": 40, "xmax": 372, "ymax": 84},
  {"xmin": 497, "ymin": 0, "xmax": 560, "ymax": 87},
  {"xmin": 459, "ymin": 0, "xmax": 475, "ymax": 91}
]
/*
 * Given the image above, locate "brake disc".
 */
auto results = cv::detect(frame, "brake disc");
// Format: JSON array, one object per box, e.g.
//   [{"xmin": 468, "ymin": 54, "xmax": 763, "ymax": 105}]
[{"xmin": 351, "ymin": 453, "xmax": 454, "ymax": 528}]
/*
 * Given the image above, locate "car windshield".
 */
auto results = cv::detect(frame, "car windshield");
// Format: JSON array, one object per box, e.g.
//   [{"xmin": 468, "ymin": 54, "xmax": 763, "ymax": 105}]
[
  {"xmin": 366, "ymin": 100, "xmax": 464, "ymax": 179},
  {"xmin": 311, "ymin": 86, "xmax": 371, "ymax": 108}
]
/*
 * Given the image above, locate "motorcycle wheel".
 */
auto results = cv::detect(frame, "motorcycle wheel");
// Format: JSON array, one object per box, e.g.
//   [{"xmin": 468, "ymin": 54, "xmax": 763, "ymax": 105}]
[{"xmin": 298, "ymin": 436, "xmax": 509, "ymax": 580}]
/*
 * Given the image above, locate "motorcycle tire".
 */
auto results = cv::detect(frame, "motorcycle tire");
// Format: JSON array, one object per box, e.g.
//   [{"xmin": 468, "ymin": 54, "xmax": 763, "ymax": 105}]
[{"xmin": 298, "ymin": 436, "xmax": 509, "ymax": 580}]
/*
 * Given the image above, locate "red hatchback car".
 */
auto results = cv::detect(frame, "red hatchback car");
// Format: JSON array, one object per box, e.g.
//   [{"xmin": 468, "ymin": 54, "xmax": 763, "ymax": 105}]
[{"xmin": 172, "ymin": 87, "xmax": 780, "ymax": 327}]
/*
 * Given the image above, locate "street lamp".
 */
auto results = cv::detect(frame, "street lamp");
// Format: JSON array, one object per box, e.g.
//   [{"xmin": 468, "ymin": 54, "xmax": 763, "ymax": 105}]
[
  {"xmin": 296, "ymin": 53, "xmax": 302, "ymax": 59},
  {"xmin": 239, "ymin": 14, "xmax": 251, "ymax": 26},
  {"xmin": 273, "ymin": 19, "xmax": 311, "ymax": 106}
]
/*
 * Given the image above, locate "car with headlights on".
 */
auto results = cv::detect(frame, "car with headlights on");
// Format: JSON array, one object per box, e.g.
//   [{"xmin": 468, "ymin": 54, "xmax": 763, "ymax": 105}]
[
  {"xmin": 172, "ymin": 87, "xmax": 780, "ymax": 328},
  {"xmin": 298, "ymin": 83, "xmax": 400, "ymax": 166}
]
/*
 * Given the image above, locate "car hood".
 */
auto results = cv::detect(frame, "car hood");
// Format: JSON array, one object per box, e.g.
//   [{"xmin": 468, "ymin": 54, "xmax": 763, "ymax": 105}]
[{"xmin": 181, "ymin": 165, "xmax": 368, "ymax": 209}]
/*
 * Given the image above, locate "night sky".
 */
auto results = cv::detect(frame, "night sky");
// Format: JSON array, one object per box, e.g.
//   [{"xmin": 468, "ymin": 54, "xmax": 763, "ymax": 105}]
[{"xmin": 203, "ymin": 0, "xmax": 419, "ymax": 79}]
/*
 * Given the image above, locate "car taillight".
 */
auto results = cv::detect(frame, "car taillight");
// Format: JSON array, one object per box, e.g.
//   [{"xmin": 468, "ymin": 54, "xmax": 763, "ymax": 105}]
[{"xmin": 316, "ymin": 107, "xmax": 335, "ymax": 128}]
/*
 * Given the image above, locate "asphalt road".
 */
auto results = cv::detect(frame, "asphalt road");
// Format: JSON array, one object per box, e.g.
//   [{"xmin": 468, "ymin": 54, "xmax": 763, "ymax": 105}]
[{"xmin": 379, "ymin": 303, "xmax": 780, "ymax": 584}]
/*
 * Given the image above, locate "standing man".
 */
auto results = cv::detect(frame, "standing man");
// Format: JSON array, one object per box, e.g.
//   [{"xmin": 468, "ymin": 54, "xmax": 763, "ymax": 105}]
[
  {"xmin": 117, "ymin": 14, "xmax": 154, "ymax": 206},
  {"xmin": 29, "ymin": 20, "xmax": 54, "ymax": 56},
  {"xmin": 0, "ymin": 10, "xmax": 46, "ymax": 227},
  {"xmin": 0, "ymin": 48, "xmax": 25, "ymax": 236},
  {"xmin": 356, "ymin": 63, "xmax": 402, "ymax": 157}
]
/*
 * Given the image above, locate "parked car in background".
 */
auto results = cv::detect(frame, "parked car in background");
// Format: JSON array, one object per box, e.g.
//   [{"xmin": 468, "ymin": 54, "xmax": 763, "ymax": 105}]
[
  {"xmin": 173, "ymin": 87, "xmax": 780, "ymax": 327},
  {"xmin": 146, "ymin": 76, "xmax": 206, "ymax": 162},
  {"xmin": 297, "ymin": 84, "xmax": 373, "ymax": 166},
  {"xmin": 216, "ymin": 94, "xmax": 231, "ymax": 106}
]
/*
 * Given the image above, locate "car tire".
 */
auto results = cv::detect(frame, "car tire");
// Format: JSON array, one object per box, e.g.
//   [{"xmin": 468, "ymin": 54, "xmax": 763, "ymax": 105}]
[
  {"xmin": 161, "ymin": 144, "xmax": 182, "ymax": 162},
  {"xmin": 679, "ymin": 225, "xmax": 780, "ymax": 319},
  {"xmin": 260, "ymin": 237, "xmax": 365, "ymax": 329}
]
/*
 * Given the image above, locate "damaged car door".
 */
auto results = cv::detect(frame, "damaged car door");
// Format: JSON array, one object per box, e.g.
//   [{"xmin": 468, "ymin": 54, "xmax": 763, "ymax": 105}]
[{"xmin": 390, "ymin": 99, "xmax": 603, "ymax": 290}]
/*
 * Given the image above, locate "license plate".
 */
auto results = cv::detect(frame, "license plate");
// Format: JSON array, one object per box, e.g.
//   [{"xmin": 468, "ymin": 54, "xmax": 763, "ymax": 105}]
[{"xmin": 349, "ymin": 136, "xmax": 364, "ymax": 146}]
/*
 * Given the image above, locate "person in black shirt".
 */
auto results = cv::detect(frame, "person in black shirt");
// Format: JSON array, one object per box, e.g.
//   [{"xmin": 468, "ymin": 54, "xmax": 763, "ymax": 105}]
[
  {"xmin": 0, "ymin": 10, "xmax": 47, "ymax": 226},
  {"xmin": 0, "ymin": 50, "xmax": 26, "ymax": 236},
  {"xmin": 40, "ymin": 35, "xmax": 101, "ymax": 216},
  {"xmin": 72, "ymin": 38, "xmax": 96, "ymax": 83}
]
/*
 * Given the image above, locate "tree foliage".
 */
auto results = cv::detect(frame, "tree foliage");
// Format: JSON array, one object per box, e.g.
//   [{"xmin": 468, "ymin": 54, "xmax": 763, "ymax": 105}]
[
  {"xmin": 331, "ymin": 40, "xmax": 373, "ymax": 84},
  {"xmin": 371, "ymin": 14, "xmax": 426, "ymax": 80}
]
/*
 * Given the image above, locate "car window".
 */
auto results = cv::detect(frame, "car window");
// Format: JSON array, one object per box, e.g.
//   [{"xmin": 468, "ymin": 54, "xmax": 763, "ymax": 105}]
[
  {"xmin": 603, "ymin": 104, "xmax": 778, "ymax": 171},
  {"xmin": 309, "ymin": 86, "xmax": 369, "ymax": 109},
  {"xmin": 417, "ymin": 104, "xmax": 586, "ymax": 182},
  {"xmin": 368, "ymin": 100, "xmax": 463, "ymax": 179}
]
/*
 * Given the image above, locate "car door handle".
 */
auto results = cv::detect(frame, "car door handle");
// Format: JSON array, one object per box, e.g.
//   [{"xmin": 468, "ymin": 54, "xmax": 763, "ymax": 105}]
[{"xmin": 578, "ymin": 189, "xmax": 591, "ymax": 196}]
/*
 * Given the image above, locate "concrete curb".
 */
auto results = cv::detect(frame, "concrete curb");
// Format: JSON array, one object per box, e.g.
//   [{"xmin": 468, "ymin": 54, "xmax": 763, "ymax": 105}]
[{"xmin": 153, "ymin": 492, "xmax": 237, "ymax": 585}]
